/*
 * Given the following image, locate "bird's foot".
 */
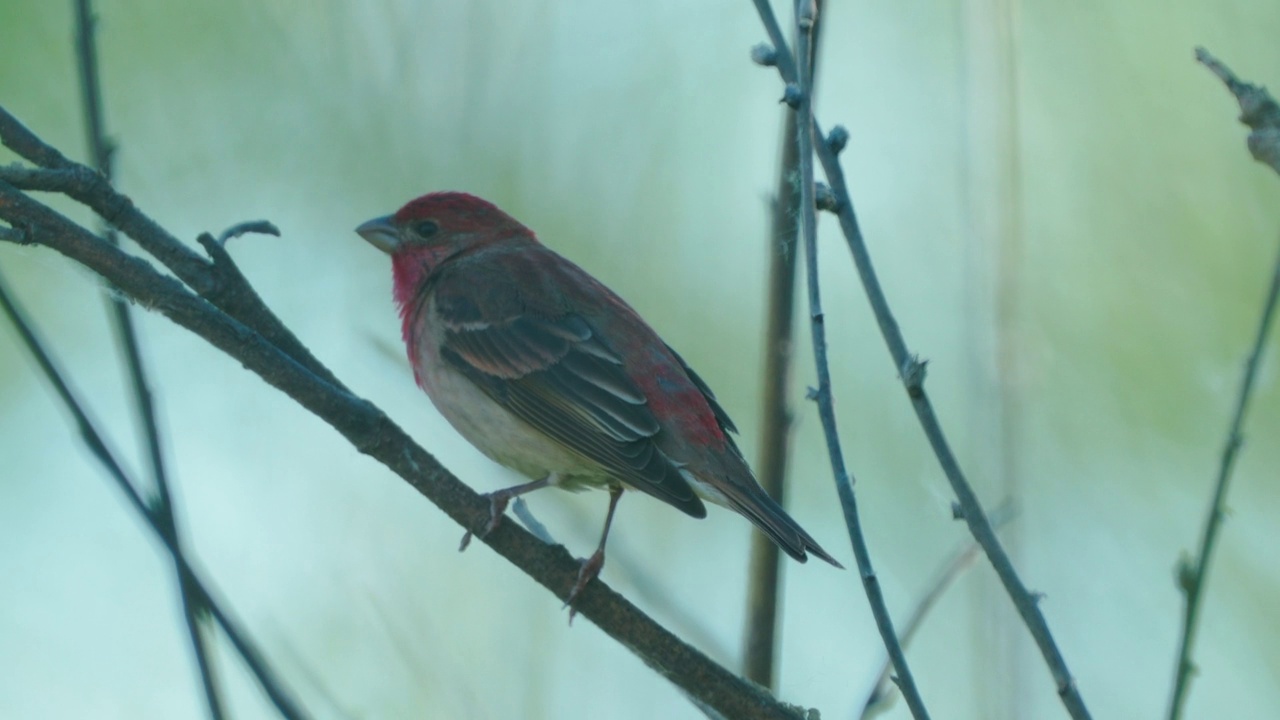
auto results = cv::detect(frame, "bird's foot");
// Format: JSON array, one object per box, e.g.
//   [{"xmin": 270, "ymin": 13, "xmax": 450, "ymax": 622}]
[
  {"xmin": 563, "ymin": 549, "xmax": 606, "ymax": 625},
  {"xmin": 458, "ymin": 492, "xmax": 512, "ymax": 552}
]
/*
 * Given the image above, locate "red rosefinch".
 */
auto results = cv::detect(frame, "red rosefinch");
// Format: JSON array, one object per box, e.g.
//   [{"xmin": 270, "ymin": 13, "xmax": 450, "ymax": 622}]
[{"xmin": 358, "ymin": 192, "xmax": 840, "ymax": 614}]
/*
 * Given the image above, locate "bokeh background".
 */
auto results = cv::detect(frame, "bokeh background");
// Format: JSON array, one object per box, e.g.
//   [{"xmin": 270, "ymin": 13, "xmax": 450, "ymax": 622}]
[{"xmin": 2, "ymin": 1, "xmax": 1278, "ymax": 718}]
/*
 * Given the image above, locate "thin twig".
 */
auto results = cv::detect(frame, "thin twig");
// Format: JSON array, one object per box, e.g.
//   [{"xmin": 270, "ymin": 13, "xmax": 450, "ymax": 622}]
[
  {"xmin": 0, "ymin": 271, "xmax": 311, "ymax": 720},
  {"xmin": 860, "ymin": 501, "xmax": 1017, "ymax": 719},
  {"xmin": 743, "ymin": 0, "xmax": 823, "ymax": 690},
  {"xmin": 749, "ymin": 3, "xmax": 1092, "ymax": 717},
  {"xmin": 71, "ymin": 2, "xmax": 224, "ymax": 715},
  {"xmin": 1169, "ymin": 49, "xmax": 1280, "ymax": 720},
  {"xmin": 216, "ymin": 220, "xmax": 280, "ymax": 246},
  {"xmin": 0, "ymin": 122, "xmax": 811, "ymax": 718},
  {"xmin": 788, "ymin": 1, "xmax": 931, "ymax": 717}
]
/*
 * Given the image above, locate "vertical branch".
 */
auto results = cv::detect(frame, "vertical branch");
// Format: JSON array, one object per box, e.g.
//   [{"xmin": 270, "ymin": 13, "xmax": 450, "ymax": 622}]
[
  {"xmin": 789, "ymin": 1, "xmax": 931, "ymax": 717},
  {"xmin": 742, "ymin": 0, "xmax": 823, "ymax": 690},
  {"xmin": 1169, "ymin": 48, "xmax": 1280, "ymax": 720},
  {"xmin": 72, "ymin": 1, "xmax": 225, "ymax": 716},
  {"xmin": 742, "ymin": 119, "xmax": 800, "ymax": 691}
]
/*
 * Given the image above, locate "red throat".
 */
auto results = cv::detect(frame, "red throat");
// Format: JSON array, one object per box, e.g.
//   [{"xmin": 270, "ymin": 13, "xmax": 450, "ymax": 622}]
[
  {"xmin": 390, "ymin": 250, "xmax": 437, "ymax": 386},
  {"xmin": 391, "ymin": 249, "xmax": 434, "ymax": 316}
]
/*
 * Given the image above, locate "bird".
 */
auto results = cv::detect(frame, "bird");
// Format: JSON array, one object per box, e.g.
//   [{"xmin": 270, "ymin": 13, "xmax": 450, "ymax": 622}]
[{"xmin": 357, "ymin": 191, "xmax": 840, "ymax": 617}]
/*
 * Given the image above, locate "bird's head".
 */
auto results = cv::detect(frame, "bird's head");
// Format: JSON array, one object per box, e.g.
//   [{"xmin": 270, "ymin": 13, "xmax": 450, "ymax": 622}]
[{"xmin": 357, "ymin": 191, "xmax": 535, "ymax": 308}]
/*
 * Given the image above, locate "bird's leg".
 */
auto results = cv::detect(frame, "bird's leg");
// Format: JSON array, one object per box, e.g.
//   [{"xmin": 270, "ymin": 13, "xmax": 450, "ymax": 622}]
[
  {"xmin": 459, "ymin": 474, "xmax": 554, "ymax": 551},
  {"xmin": 565, "ymin": 485, "xmax": 624, "ymax": 624}
]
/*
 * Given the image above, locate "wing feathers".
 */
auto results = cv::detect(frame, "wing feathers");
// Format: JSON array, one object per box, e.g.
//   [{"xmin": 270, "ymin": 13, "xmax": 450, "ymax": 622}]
[{"xmin": 438, "ymin": 305, "xmax": 705, "ymax": 518}]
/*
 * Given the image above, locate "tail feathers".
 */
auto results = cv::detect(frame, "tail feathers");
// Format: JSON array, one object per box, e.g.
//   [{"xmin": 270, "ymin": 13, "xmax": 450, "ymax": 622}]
[{"xmin": 726, "ymin": 485, "xmax": 843, "ymax": 568}]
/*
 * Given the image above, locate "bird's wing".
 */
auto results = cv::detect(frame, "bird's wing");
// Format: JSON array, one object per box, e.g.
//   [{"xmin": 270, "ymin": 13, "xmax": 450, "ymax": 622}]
[
  {"xmin": 664, "ymin": 343, "xmax": 738, "ymax": 433},
  {"xmin": 663, "ymin": 346, "xmax": 841, "ymax": 567},
  {"xmin": 434, "ymin": 277, "xmax": 706, "ymax": 518}
]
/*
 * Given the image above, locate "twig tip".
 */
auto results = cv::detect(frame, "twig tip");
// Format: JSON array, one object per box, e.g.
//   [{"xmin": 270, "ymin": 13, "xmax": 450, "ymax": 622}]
[
  {"xmin": 216, "ymin": 220, "xmax": 281, "ymax": 246},
  {"xmin": 0, "ymin": 224, "xmax": 29, "ymax": 244}
]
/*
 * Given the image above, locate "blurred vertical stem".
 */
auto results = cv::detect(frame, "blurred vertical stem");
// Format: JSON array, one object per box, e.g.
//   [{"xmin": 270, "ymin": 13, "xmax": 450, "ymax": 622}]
[
  {"xmin": 742, "ymin": 0, "xmax": 822, "ymax": 690},
  {"xmin": 1170, "ymin": 49, "xmax": 1280, "ymax": 720},
  {"xmin": 73, "ymin": 1, "xmax": 225, "ymax": 717},
  {"xmin": 960, "ymin": 0, "xmax": 1026, "ymax": 713}
]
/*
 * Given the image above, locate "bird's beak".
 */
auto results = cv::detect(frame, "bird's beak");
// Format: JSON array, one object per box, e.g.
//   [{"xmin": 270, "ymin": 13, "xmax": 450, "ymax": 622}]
[{"xmin": 355, "ymin": 215, "xmax": 400, "ymax": 254}]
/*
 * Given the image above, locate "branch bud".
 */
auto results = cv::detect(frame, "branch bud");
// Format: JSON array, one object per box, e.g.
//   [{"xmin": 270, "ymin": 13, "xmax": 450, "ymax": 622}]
[
  {"xmin": 781, "ymin": 83, "xmax": 803, "ymax": 109},
  {"xmin": 827, "ymin": 125, "xmax": 850, "ymax": 154},
  {"xmin": 901, "ymin": 355, "xmax": 928, "ymax": 397},
  {"xmin": 750, "ymin": 43, "xmax": 778, "ymax": 67}
]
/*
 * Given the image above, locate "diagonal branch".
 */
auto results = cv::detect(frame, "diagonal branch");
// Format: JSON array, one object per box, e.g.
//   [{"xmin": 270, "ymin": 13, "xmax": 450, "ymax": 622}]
[
  {"xmin": 0, "ymin": 108, "xmax": 342, "ymax": 393},
  {"xmin": 0, "ymin": 271, "xmax": 309, "ymax": 720},
  {"xmin": 0, "ymin": 111, "xmax": 811, "ymax": 720},
  {"xmin": 71, "ymin": 1, "xmax": 224, "ymax": 715},
  {"xmin": 1167, "ymin": 48, "xmax": 1280, "ymax": 720},
  {"xmin": 860, "ymin": 500, "xmax": 1017, "ymax": 719},
  {"xmin": 748, "ymin": 2, "xmax": 1092, "ymax": 717}
]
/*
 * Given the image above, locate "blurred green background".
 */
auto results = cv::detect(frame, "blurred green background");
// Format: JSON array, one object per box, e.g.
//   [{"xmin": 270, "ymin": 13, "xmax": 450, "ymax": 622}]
[{"xmin": 2, "ymin": 1, "xmax": 1278, "ymax": 718}]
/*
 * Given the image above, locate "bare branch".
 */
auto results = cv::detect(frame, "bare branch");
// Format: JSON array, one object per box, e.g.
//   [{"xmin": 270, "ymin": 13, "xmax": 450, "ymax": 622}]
[
  {"xmin": 0, "ymin": 272, "xmax": 309, "ymax": 720},
  {"xmin": 786, "ymin": 0, "xmax": 931, "ymax": 717},
  {"xmin": 71, "ymin": 1, "xmax": 225, "ymax": 714},
  {"xmin": 0, "ymin": 112, "xmax": 343, "ymax": 393},
  {"xmin": 861, "ymin": 501, "xmax": 1017, "ymax": 718},
  {"xmin": 748, "ymin": 2, "xmax": 1092, "ymax": 717},
  {"xmin": 1169, "ymin": 48, "xmax": 1280, "ymax": 720}
]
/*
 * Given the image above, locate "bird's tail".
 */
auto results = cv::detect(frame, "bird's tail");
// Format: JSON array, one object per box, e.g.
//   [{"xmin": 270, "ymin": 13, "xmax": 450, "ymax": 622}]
[{"xmin": 722, "ymin": 480, "xmax": 843, "ymax": 568}]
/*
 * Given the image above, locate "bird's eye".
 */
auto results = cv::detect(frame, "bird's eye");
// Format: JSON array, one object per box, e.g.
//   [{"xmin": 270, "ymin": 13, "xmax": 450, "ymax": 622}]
[{"xmin": 414, "ymin": 219, "xmax": 440, "ymax": 238}]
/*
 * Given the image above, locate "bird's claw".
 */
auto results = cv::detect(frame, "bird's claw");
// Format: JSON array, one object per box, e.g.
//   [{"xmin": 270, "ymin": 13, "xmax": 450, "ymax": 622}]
[
  {"xmin": 459, "ymin": 492, "xmax": 513, "ymax": 552},
  {"xmin": 564, "ymin": 550, "xmax": 606, "ymax": 625}
]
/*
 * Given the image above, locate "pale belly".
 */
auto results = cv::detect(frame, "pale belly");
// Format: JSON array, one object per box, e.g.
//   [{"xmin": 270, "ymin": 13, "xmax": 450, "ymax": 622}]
[{"xmin": 411, "ymin": 304, "xmax": 610, "ymax": 493}]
